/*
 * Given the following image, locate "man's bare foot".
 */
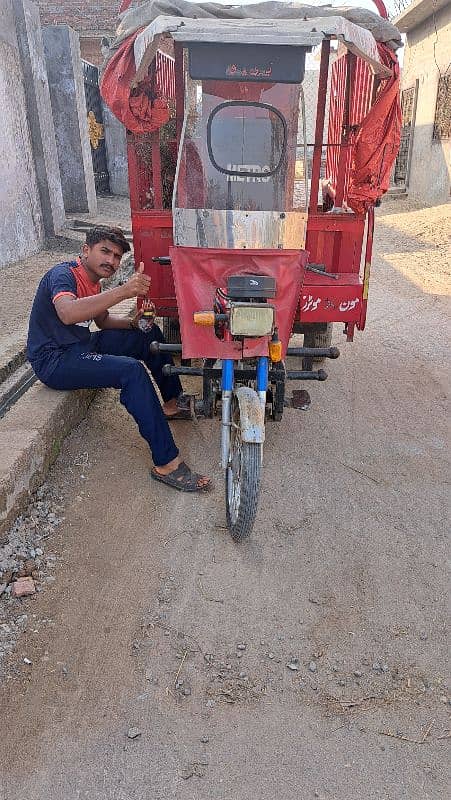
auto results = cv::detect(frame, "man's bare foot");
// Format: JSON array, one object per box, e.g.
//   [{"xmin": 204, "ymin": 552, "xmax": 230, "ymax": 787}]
[
  {"xmin": 162, "ymin": 396, "xmax": 194, "ymax": 420},
  {"xmin": 153, "ymin": 454, "xmax": 181, "ymax": 476},
  {"xmin": 162, "ymin": 398, "xmax": 179, "ymax": 417}
]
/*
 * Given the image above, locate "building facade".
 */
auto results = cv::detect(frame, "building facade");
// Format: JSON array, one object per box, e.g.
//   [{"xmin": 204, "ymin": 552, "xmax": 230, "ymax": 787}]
[{"xmin": 394, "ymin": 0, "xmax": 451, "ymax": 204}]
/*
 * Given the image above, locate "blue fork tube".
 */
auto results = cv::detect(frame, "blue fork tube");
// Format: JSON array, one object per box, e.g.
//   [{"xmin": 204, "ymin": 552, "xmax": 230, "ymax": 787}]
[
  {"xmin": 256, "ymin": 356, "xmax": 269, "ymax": 410},
  {"xmin": 221, "ymin": 359, "xmax": 234, "ymax": 469}
]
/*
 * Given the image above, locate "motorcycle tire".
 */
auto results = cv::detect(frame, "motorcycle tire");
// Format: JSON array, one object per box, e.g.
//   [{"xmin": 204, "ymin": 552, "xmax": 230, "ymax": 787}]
[{"xmin": 226, "ymin": 413, "xmax": 262, "ymax": 542}]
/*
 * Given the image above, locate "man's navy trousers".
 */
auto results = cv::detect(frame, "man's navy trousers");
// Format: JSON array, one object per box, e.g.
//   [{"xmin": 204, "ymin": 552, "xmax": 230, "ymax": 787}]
[{"xmin": 37, "ymin": 326, "xmax": 183, "ymax": 467}]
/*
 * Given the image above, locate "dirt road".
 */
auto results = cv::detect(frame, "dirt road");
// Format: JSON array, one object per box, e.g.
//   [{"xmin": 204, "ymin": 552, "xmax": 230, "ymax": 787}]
[{"xmin": 0, "ymin": 200, "xmax": 449, "ymax": 799}]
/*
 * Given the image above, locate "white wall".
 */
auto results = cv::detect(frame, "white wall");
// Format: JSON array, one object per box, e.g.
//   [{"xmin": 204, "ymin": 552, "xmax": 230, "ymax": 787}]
[
  {"xmin": 401, "ymin": 4, "xmax": 451, "ymax": 204},
  {"xmin": 0, "ymin": 0, "xmax": 44, "ymax": 267}
]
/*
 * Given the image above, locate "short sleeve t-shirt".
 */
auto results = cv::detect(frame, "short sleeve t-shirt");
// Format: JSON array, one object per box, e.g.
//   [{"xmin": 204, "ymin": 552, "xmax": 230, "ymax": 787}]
[{"xmin": 27, "ymin": 260, "xmax": 100, "ymax": 381}]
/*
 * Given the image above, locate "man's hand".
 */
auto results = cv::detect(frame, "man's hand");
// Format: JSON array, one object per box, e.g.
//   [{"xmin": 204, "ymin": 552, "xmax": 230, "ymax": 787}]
[
  {"xmin": 122, "ymin": 262, "xmax": 151, "ymax": 299},
  {"xmin": 129, "ymin": 307, "xmax": 144, "ymax": 329},
  {"xmin": 130, "ymin": 298, "xmax": 156, "ymax": 330}
]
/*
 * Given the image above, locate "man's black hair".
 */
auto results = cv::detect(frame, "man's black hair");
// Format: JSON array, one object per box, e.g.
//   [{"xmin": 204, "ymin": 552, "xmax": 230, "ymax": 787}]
[{"xmin": 85, "ymin": 225, "xmax": 131, "ymax": 254}]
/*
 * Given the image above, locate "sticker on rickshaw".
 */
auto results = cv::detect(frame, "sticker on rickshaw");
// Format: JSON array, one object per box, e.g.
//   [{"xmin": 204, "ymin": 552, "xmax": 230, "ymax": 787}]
[
  {"xmin": 300, "ymin": 291, "xmax": 362, "ymax": 321},
  {"xmin": 227, "ymin": 165, "xmax": 271, "ymax": 183},
  {"xmin": 226, "ymin": 64, "xmax": 273, "ymax": 79}
]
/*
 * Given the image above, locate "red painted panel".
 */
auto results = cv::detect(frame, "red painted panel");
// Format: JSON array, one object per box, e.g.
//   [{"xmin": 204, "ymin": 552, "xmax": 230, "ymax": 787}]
[
  {"xmin": 306, "ymin": 212, "xmax": 365, "ymax": 274},
  {"xmin": 131, "ymin": 211, "xmax": 176, "ymax": 313},
  {"xmin": 170, "ymin": 247, "xmax": 308, "ymax": 360},
  {"xmin": 300, "ymin": 273, "xmax": 363, "ymax": 323},
  {"xmin": 326, "ymin": 55, "xmax": 374, "ymax": 203}
]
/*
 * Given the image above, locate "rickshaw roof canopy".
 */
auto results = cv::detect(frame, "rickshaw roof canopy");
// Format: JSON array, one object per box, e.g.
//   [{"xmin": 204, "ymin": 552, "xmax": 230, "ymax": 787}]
[
  {"xmin": 100, "ymin": 2, "xmax": 401, "ymax": 227},
  {"xmin": 133, "ymin": 12, "xmax": 393, "ymax": 85},
  {"xmin": 116, "ymin": 1, "xmax": 401, "ymax": 48},
  {"xmin": 121, "ymin": 2, "xmax": 401, "ymax": 86}
]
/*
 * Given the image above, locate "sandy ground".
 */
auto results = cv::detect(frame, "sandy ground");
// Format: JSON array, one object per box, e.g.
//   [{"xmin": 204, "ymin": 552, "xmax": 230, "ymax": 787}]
[{"xmin": 0, "ymin": 198, "xmax": 450, "ymax": 800}]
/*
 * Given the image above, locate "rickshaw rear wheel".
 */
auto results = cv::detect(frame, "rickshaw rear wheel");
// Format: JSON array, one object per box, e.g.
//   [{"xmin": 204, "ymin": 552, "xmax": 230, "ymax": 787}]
[
  {"xmin": 303, "ymin": 323, "xmax": 333, "ymax": 363},
  {"xmin": 162, "ymin": 317, "xmax": 181, "ymax": 344},
  {"xmin": 270, "ymin": 361, "xmax": 285, "ymax": 422},
  {"xmin": 226, "ymin": 402, "xmax": 261, "ymax": 542},
  {"xmin": 202, "ymin": 360, "xmax": 217, "ymax": 418}
]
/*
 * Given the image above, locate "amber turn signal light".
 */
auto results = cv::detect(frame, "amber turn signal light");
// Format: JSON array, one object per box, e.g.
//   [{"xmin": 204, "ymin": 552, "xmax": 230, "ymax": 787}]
[
  {"xmin": 193, "ymin": 311, "xmax": 215, "ymax": 326},
  {"xmin": 269, "ymin": 340, "xmax": 282, "ymax": 362},
  {"xmin": 269, "ymin": 327, "xmax": 282, "ymax": 362}
]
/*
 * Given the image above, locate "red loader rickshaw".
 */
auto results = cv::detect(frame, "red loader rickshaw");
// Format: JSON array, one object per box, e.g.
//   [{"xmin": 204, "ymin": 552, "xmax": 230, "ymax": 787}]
[{"xmin": 101, "ymin": 1, "xmax": 402, "ymax": 540}]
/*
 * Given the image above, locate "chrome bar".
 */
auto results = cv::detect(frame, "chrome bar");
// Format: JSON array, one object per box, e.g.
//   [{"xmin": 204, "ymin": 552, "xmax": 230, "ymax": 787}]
[{"xmin": 221, "ymin": 392, "xmax": 232, "ymax": 469}]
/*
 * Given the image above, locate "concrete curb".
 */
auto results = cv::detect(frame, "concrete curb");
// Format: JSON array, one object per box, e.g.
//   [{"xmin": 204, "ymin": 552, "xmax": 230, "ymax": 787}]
[
  {"xmin": 0, "ymin": 382, "xmax": 95, "ymax": 541},
  {"xmin": 0, "ymin": 348, "xmax": 27, "ymax": 385}
]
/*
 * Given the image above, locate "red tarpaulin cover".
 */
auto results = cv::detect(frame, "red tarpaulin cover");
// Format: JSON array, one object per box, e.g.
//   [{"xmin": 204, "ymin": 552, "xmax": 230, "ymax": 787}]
[
  {"xmin": 347, "ymin": 43, "xmax": 401, "ymax": 214},
  {"xmin": 170, "ymin": 247, "xmax": 308, "ymax": 360},
  {"xmin": 99, "ymin": 29, "xmax": 169, "ymax": 134}
]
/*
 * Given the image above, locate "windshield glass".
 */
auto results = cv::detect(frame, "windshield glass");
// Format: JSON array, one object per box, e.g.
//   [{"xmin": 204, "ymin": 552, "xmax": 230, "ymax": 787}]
[
  {"xmin": 207, "ymin": 101, "xmax": 286, "ymax": 178},
  {"xmin": 174, "ymin": 78, "xmax": 306, "ymax": 213}
]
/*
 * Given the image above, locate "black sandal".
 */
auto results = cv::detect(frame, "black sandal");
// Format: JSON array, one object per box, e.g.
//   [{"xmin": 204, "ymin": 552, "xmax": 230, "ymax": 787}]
[
  {"xmin": 164, "ymin": 394, "xmax": 195, "ymax": 421},
  {"xmin": 151, "ymin": 461, "xmax": 213, "ymax": 493}
]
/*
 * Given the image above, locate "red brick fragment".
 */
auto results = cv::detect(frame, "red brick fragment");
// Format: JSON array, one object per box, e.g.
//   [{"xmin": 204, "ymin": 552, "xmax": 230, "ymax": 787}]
[{"xmin": 11, "ymin": 577, "xmax": 36, "ymax": 598}]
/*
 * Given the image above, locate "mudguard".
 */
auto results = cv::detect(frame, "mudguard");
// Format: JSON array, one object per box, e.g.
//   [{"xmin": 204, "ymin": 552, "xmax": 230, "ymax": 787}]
[{"xmin": 234, "ymin": 386, "xmax": 265, "ymax": 444}]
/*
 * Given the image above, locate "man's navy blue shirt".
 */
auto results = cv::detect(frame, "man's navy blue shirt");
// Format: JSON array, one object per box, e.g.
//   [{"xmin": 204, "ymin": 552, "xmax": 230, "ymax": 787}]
[{"xmin": 27, "ymin": 261, "xmax": 100, "ymax": 382}]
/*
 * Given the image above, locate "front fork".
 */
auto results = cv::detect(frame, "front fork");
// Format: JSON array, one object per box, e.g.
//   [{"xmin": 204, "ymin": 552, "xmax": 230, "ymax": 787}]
[
  {"xmin": 221, "ymin": 359, "xmax": 234, "ymax": 469},
  {"xmin": 256, "ymin": 356, "xmax": 269, "ymax": 409},
  {"xmin": 220, "ymin": 356, "xmax": 269, "ymax": 469}
]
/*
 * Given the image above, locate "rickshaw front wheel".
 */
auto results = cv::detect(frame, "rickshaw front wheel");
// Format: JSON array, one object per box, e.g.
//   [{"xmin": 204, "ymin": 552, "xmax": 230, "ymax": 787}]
[{"xmin": 226, "ymin": 404, "xmax": 262, "ymax": 541}]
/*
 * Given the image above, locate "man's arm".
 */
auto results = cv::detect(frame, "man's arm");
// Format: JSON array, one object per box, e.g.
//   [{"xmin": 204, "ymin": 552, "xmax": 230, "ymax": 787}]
[
  {"xmin": 54, "ymin": 268, "xmax": 151, "ymax": 326},
  {"xmin": 94, "ymin": 310, "xmax": 136, "ymax": 330}
]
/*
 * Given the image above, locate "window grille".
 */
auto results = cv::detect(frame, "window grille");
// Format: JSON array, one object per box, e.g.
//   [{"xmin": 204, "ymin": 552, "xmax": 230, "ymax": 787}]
[
  {"xmin": 394, "ymin": 85, "xmax": 416, "ymax": 185},
  {"xmin": 433, "ymin": 75, "xmax": 451, "ymax": 141}
]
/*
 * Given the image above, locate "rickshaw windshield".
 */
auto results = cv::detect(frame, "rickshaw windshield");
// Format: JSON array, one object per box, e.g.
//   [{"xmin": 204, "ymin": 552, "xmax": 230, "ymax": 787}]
[
  {"xmin": 207, "ymin": 101, "xmax": 287, "ymax": 179},
  {"xmin": 174, "ymin": 78, "xmax": 307, "ymax": 214}
]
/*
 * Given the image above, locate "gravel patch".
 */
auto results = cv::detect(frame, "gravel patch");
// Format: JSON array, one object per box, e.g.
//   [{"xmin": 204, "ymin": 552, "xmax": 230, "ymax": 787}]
[{"xmin": 0, "ymin": 483, "xmax": 63, "ymax": 673}]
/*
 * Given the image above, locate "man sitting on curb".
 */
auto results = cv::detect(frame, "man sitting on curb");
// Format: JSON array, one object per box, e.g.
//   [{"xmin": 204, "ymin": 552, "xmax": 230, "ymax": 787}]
[{"xmin": 27, "ymin": 225, "xmax": 212, "ymax": 493}]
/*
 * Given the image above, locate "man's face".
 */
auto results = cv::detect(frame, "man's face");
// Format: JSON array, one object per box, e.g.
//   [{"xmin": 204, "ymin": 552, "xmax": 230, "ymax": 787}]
[{"xmin": 82, "ymin": 239, "xmax": 124, "ymax": 281}]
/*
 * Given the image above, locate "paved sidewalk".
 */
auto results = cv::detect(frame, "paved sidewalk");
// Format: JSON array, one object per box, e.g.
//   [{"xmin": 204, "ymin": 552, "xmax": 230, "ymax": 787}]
[
  {"xmin": 0, "ymin": 196, "xmax": 132, "ymax": 377},
  {"xmin": 67, "ymin": 195, "xmax": 132, "ymax": 232}
]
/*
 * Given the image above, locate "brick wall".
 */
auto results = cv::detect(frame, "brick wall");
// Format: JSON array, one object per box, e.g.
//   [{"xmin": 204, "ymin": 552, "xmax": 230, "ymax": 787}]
[
  {"xmin": 36, "ymin": 1, "xmax": 123, "ymax": 65},
  {"xmin": 80, "ymin": 37, "xmax": 104, "ymax": 67},
  {"xmin": 36, "ymin": 1, "xmax": 120, "ymax": 36}
]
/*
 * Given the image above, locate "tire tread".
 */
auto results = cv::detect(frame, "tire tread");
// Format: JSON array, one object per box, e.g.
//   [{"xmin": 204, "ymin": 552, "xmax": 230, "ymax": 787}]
[{"xmin": 226, "ymin": 442, "xmax": 261, "ymax": 542}]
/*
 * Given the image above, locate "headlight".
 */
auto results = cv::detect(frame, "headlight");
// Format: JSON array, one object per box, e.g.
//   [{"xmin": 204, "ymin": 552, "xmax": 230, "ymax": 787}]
[{"xmin": 229, "ymin": 303, "xmax": 274, "ymax": 337}]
